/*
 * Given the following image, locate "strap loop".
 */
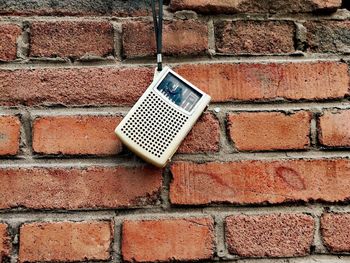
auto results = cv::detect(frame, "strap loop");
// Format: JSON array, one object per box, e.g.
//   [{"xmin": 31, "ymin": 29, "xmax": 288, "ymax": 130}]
[{"xmin": 151, "ymin": 0, "xmax": 163, "ymax": 72}]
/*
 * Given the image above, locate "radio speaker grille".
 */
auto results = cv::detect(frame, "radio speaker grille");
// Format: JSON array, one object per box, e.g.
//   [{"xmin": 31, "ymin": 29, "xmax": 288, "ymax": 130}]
[{"xmin": 121, "ymin": 91, "xmax": 189, "ymax": 158}]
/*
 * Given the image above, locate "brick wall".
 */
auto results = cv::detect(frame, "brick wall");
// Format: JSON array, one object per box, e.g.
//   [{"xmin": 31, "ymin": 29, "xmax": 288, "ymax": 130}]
[{"xmin": 0, "ymin": 0, "xmax": 350, "ymax": 262}]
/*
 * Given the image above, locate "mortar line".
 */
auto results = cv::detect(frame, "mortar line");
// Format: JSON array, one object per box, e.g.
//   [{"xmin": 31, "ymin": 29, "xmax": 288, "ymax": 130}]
[
  {"xmin": 310, "ymin": 112, "xmax": 318, "ymax": 149},
  {"xmin": 0, "ymin": 204, "xmax": 343, "ymax": 220},
  {"xmin": 207, "ymin": 18, "xmax": 216, "ymax": 56},
  {"xmin": 2, "ymin": 101, "xmax": 350, "ymax": 115},
  {"xmin": 19, "ymin": 109, "xmax": 33, "ymax": 157},
  {"xmin": 0, "ymin": 54, "xmax": 349, "ymax": 70},
  {"xmin": 214, "ymin": 213, "xmax": 236, "ymax": 261},
  {"xmin": 313, "ymin": 213, "xmax": 328, "ymax": 254},
  {"xmin": 1, "ymin": 150, "xmax": 350, "ymax": 167},
  {"xmin": 1, "ymin": 101, "xmax": 350, "ymax": 116},
  {"xmin": 111, "ymin": 21, "xmax": 123, "ymax": 62},
  {"xmin": 111, "ymin": 217, "xmax": 122, "ymax": 263}
]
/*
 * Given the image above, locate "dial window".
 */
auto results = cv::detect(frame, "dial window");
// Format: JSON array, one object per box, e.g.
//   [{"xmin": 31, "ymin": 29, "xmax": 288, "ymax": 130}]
[{"xmin": 156, "ymin": 73, "xmax": 202, "ymax": 112}]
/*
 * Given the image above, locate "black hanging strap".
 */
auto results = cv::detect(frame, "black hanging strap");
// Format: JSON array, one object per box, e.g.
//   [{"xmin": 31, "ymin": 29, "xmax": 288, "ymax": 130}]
[{"xmin": 151, "ymin": 0, "xmax": 163, "ymax": 72}]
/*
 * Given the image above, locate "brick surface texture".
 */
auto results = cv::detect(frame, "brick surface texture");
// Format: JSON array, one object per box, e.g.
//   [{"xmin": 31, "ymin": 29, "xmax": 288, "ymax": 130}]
[
  {"xmin": 170, "ymin": 0, "xmax": 342, "ymax": 13},
  {"xmin": 305, "ymin": 21, "xmax": 350, "ymax": 53},
  {"xmin": 170, "ymin": 159, "xmax": 350, "ymax": 205},
  {"xmin": 1, "ymin": 0, "xmax": 350, "ymax": 262},
  {"xmin": 32, "ymin": 115, "xmax": 123, "ymax": 155},
  {"xmin": 178, "ymin": 113, "xmax": 220, "ymax": 153},
  {"xmin": 0, "ymin": 67, "xmax": 153, "ymax": 106},
  {"xmin": 123, "ymin": 20, "xmax": 208, "ymax": 58},
  {"xmin": 122, "ymin": 218, "xmax": 214, "ymax": 262},
  {"xmin": 228, "ymin": 111, "xmax": 311, "ymax": 151},
  {"xmin": 0, "ymin": 224, "xmax": 11, "ymax": 262},
  {"xmin": 321, "ymin": 213, "xmax": 350, "ymax": 253},
  {"xmin": 0, "ymin": 166, "xmax": 162, "ymax": 209},
  {"xmin": 174, "ymin": 62, "xmax": 349, "ymax": 102},
  {"xmin": 215, "ymin": 20, "xmax": 295, "ymax": 54},
  {"xmin": 318, "ymin": 110, "xmax": 350, "ymax": 147},
  {"xmin": 0, "ymin": 24, "xmax": 21, "ymax": 61},
  {"xmin": 19, "ymin": 221, "xmax": 113, "ymax": 262},
  {"xmin": 226, "ymin": 214, "xmax": 315, "ymax": 257},
  {"xmin": 0, "ymin": 115, "xmax": 21, "ymax": 156},
  {"xmin": 30, "ymin": 21, "xmax": 114, "ymax": 58},
  {"xmin": 0, "ymin": 0, "xmax": 151, "ymax": 16}
]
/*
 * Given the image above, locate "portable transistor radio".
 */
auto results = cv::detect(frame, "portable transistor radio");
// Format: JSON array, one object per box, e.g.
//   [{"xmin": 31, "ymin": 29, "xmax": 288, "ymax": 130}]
[{"xmin": 115, "ymin": 66, "xmax": 211, "ymax": 167}]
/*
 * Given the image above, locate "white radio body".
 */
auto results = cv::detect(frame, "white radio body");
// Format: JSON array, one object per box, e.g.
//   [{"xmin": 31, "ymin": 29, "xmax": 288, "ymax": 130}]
[{"xmin": 115, "ymin": 66, "xmax": 211, "ymax": 167}]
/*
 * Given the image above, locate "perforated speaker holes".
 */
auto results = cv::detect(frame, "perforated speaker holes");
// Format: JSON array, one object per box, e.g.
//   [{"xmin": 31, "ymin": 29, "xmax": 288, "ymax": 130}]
[{"xmin": 121, "ymin": 91, "xmax": 189, "ymax": 158}]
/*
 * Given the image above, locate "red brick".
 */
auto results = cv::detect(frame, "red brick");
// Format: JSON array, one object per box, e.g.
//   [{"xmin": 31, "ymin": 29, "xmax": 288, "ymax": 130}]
[
  {"xmin": 0, "ymin": 115, "xmax": 21, "ymax": 156},
  {"xmin": 0, "ymin": 166, "xmax": 162, "ymax": 210},
  {"xmin": 170, "ymin": 0, "xmax": 254, "ymax": 13},
  {"xmin": 226, "ymin": 214, "xmax": 315, "ymax": 257},
  {"xmin": 170, "ymin": 159, "xmax": 350, "ymax": 205},
  {"xmin": 123, "ymin": 20, "xmax": 208, "ymax": 58},
  {"xmin": 228, "ymin": 111, "xmax": 311, "ymax": 151},
  {"xmin": 318, "ymin": 110, "xmax": 350, "ymax": 147},
  {"xmin": 2, "ymin": 62, "xmax": 348, "ymax": 107},
  {"xmin": 170, "ymin": 0, "xmax": 342, "ymax": 13},
  {"xmin": 179, "ymin": 113, "xmax": 220, "ymax": 153},
  {"xmin": 305, "ymin": 21, "xmax": 350, "ymax": 53},
  {"xmin": 122, "ymin": 218, "xmax": 214, "ymax": 262},
  {"xmin": 33, "ymin": 115, "xmax": 122, "ymax": 155},
  {"xmin": 174, "ymin": 62, "xmax": 349, "ymax": 102},
  {"xmin": 0, "ymin": 67, "xmax": 153, "ymax": 106},
  {"xmin": 0, "ymin": 0, "xmax": 150, "ymax": 16},
  {"xmin": 311, "ymin": 0, "xmax": 343, "ymax": 10},
  {"xmin": 0, "ymin": 24, "xmax": 21, "ymax": 61},
  {"xmin": 0, "ymin": 224, "xmax": 11, "ymax": 262},
  {"xmin": 215, "ymin": 20, "xmax": 295, "ymax": 54},
  {"xmin": 19, "ymin": 221, "xmax": 113, "ymax": 262},
  {"xmin": 321, "ymin": 213, "xmax": 350, "ymax": 253},
  {"xmin": 30, "ymin": 21, "xmax": 114, "ymax": 58}
]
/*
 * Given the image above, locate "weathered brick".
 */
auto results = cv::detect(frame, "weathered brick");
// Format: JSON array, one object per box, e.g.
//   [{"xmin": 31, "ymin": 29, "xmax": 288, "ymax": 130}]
[
  {"xmin": 311, "ymin": 0, "xmax": 343, "ymax": 10},
  {"xmin": 122, "ymin": 218, "xmax": 214, "ymax": 262},
  {"xmin": 170, "ymin": 0, "xmax": 342, "ymax": 14},
  {"xmin": 33, "ymin": 115, "xmax": 122, "ymax": 155},
  {"xmin": 1, "ymin": 62, "xmax": 347, "ymax": 107},
  {"xmin": 226, "ymin": 214, "xmax": 315, "ymax": 257},
  {"xmin": 305, "ymin": 21, "xmax": 350, "ymax": 53},
  {"xmin": 0, "ymin": 0, "xmax": 150, "ymax": 16},
  {"xmin": 123, "ymin": 20, "xmax": 208, "ymax": 58},
  {"xmin": 0, "ymin": 166, "xmax": 162, "ymax": 210},
  {"xmin": 30, "ymin": 21, "xmax": 114, "ymax": 58},
  {"xmin": 31, "ymin": 113, "xmax": 219, "ymax": 156},
  {"xmin": 170, "ymin": 159, "xmax": 350, "ymax": 205},
  {"xmin": 0, "ymin": 67, "xmax": 153, "ymax": 106},
  {"xmin": 179, "ymin": 113, "xmax": 220, "ymax": 153},
  {"xmin": 0, "ymin": 115, "xmax": 21, "ymax": 156},
  {"xmin": 0, "ymin": 224, "xmax": 11, "ymax": 262},
  {"xmin": 312, "ymin": 0, "xmax": 343, "ymax": 10},
  {"xmin": 0, "ymin": 24, "xmax": 21, "ymax": 61},
  {"xmin": 174, "ymin": 62, "xmax": 349, "ymax": 102},
  {"xmin": 321, "ymin": 213, "xmax": 350, "ymax": 253},
  {"xmin": 215, "ymin": 20, "xmax": 295, "ymax": 54},
  {"xmin": 228, "ymin": 111, "xmax": 311, "ymax": 151},
  {"xmin": 318, "ymin": 110, "xmax": 350, "ymax": 148},
  {"xmin": 19, "ymin": 221, "xmax": 113, "ymax": 262}
]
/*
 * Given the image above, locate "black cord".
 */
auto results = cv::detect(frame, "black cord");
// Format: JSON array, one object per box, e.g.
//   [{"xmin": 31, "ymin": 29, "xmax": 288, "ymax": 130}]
[{"xmin": 151, "ymin": 0, "xmax": 163, "ymax": 72}]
